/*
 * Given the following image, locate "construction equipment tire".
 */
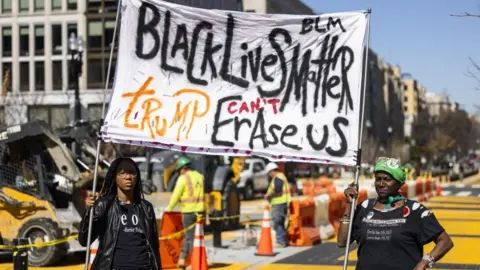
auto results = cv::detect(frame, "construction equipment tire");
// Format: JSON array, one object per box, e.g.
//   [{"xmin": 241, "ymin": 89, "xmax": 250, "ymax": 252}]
[{"xmin": 17, "ymin": 218, "xmax": 67, "ymax": 267}]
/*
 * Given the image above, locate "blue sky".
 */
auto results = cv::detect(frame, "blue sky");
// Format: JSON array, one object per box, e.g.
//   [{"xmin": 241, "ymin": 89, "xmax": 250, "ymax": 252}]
[{"xmin": 302, "ymin": 0, "xmax": 480, "ymax": 113}]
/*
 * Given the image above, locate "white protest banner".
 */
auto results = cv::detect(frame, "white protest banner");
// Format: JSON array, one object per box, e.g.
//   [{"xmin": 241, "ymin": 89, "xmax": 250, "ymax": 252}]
[{"xmin": 101, "ymin": 0, "xmax": 368, "ymax": 166}]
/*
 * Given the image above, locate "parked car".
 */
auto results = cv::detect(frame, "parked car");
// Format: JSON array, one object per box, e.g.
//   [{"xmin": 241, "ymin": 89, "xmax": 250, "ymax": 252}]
[{"xmin": 237, "ymin": 158, "xmax": 269, "ymax": 200}]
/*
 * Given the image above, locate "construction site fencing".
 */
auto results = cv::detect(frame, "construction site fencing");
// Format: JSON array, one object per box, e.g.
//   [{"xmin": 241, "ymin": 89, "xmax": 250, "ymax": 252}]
[{"xmin": 0, "ymin": 143, "xmax": 70, "ymax": 198}]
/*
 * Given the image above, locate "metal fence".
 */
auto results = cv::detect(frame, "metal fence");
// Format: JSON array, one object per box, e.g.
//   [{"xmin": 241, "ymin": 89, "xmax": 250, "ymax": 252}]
[{"xmin": 0, "ymin": 143, "xmax": 68, "ymax": 197}]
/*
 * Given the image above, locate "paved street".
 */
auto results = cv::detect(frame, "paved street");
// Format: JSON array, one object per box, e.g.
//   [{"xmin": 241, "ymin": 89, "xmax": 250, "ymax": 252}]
[{"xmin": 1, "ymin": 182, "xmax": 480, "ymax": 270}]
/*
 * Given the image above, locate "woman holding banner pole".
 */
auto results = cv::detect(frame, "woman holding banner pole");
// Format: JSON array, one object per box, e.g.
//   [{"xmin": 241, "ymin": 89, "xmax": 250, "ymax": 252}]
[
  {"xmin": 78, "ymin": 157, "xmax": 162, "ymax": 270},
  {"xmin": 337, "ymin": 157, "xmax": 453, "ymax": 270}
]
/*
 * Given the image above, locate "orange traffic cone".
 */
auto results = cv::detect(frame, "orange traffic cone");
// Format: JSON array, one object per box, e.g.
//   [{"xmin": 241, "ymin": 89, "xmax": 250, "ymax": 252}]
[
  {"xmin": 191, "ymin": 218, "xmax": 208, "ymax": 270},
  {"xmin": 88, "ymin": 239, "xmax": 98, "ymax": 270},
  {"xmin": 436, "ymin": 185, "xmax": 442, "ymax": 196},
  {"xmin": 255, "ymin": 205, "xmax": 275, "ymax": 256}
]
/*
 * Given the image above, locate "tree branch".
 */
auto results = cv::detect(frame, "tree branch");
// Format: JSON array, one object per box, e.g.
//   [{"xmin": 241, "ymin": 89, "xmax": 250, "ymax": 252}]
[{"xmin": 451, "ymin": 12, "xmax": 480, "ymax": 17}]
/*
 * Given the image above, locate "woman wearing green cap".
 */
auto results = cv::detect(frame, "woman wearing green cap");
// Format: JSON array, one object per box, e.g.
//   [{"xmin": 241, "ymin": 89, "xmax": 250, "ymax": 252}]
[{"xmin": 337, "ymin": 157, "xmax": 454, "ymax": 270}]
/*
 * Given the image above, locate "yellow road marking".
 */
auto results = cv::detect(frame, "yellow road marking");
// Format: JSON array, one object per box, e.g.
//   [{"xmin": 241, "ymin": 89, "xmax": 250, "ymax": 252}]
[
  {"xmin": 338, "ymin": 237, "xmax": 480, "ymax": 265},
  {"xmin": 433, "ymin": 209, "xmax": 480, "ymax": 220},
  {"xmin": 424, "ymin": 202, "xmax": 480, "ymax": 209},
  {"xmin": 428, "ymin": 196, "xmax": 480, "ymax": 204},
  {"xmin": 0, "ymin": 263, "xmax": 251, "ymax": 270},
  {"xmin": 440, "ymin": 220, "xmax": 480, "ymax": 235},
  {"xmin": 260, "ymin": 265, "xmax": 461, "ymax": 270}
]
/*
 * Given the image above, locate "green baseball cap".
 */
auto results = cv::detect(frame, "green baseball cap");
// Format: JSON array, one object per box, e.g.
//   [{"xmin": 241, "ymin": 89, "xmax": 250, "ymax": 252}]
[
  {"xmin": 374, "ymin": 157, "xmax": 406, "ymax": 185},
  {"xmin": 176, "ymin": 157, "xmax": 191, "ymax": 171}
]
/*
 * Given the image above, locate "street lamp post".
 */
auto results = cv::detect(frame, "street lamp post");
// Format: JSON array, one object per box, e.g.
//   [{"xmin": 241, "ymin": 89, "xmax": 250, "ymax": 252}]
[
  {"xmin": 68, "ymin": 32, "xmax": 84, "ymax": 157},
  {"xmin": 387, "ymin": 126, "xmax": 393, "ymax": 156}
]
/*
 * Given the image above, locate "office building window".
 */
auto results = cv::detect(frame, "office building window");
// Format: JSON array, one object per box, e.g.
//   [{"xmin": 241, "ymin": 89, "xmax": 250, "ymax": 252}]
[
  {"xmin": 404, "ymin": 106, "xmax": 408, "ymax": 112},
  {"xmin": 104, "ymin": 0, "xmax": 116, "ymax": 10},
  {"xmin": 104, "ymin": 20, "xmax": 115, "ymax": 49},
  {"xmin": 28, "ymin": 105, "xmax": 70, "ymax": 129},
  {"xmin": 19, "ymin": 0, "xmax": 28, "ymax": 11},
  {"xmin": 34, "ymin": 0, "xmax": 44, "ymax": 11},
  {"xmin": 52, "ymin": 24, "xmax": 62, "ymax": 55},
  {"xmin": 20, "ymin": 62, "xmax": 29, "ymax": 92},
  {"xmin": 67, "ymin": 23, "xmax": 77, "ymax": 39},
  {"xmin": 87, "ymin": 0, "xmax": 101, "ymax": 10},
  {"xmin": 67, "ymin": 0, "xmax": 76, "ymax": 10},
  {"xmin": 52, "ymin": 61, "xmax": 63, "ymax": 90},
  {"xmin": 19, "ymin": 26, "xmax": 29, "ymax": 56},
  {"xmin": 52, "ymin": 0, "xmax": 61, "ymax": 10},
  {"xmin": 88, "ymin": 21, "xmax": 102, "ymax": 53},
  {"xmin": 2, "ymin": 27, "xmax": 12, "ymax": 57},
  {"xmin": 105, "ymin": 59, "xmax": 116, "ymax": 86},
  {"xmin": 34, "ymin": 25, "xmax": 44, "ymax": 55},
  {"xmin": 2, "ymin": 0, "xmax": 12, "ymax": 13},
  {"xmin": 35, "ymin": 61, "xmax": 45, "ymax": 91},
  {"xmin": 1, "ymin": 62, "xmax": 12, "ymax": 92},
  {"xmin": 88, "ymin": 103, "xmax": 108, "ymax": 121},
  {"xmin": 87, "ymin": 59, "xmax": 102, "ymax": 88},
  {"xmin": 87, "ymin": 57, "xmax": 116, "ymax": 89}
]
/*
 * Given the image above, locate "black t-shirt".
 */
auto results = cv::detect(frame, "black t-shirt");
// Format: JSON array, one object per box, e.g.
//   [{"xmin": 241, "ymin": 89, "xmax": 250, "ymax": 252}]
[
  {"xmin": 112, "ymin": 203, "xmax": 150, "ymax": 269},
  {"xmin": 351, "ymin": 199, "xmax": 444, "ymax": 270}
]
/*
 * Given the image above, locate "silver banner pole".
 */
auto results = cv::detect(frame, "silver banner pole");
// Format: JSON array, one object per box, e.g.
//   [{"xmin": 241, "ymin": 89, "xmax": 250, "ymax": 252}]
[
  {"xmin": 342, "ymin": 8, "xmax": 372, "ymax": 270},
  {"xmin": 83, "ymin": 1, "xmax": 122, "ymax": 269}
]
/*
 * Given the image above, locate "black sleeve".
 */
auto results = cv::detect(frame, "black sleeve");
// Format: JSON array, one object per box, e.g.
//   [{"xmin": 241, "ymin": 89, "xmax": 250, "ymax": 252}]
[
  {"xmin": 418, "ymin": 207, "xmax": 445, "ymax": 245},
  {"xmin": 351, "ymin": 203, "xmax": 365, "ymax": 244},
  {"xmin": 78, "ymin": 200, "xmax": 106, "ymax": 247},
  {"xmin": 148, "ymin": 203, "xmax": 162, "ymax": 269}
]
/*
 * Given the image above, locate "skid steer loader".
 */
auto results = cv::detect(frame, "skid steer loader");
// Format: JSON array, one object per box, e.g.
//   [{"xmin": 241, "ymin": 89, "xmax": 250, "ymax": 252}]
[{"xmin": 0, "ymin": 120, "xmax": 105, "ymax": 267}]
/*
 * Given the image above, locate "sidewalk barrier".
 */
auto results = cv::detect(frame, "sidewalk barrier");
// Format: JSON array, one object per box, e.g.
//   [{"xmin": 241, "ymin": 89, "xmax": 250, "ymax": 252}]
[
  {"xmin": 302, "ymin": 181, "xmax": 315, "ymax": 196},
  {"xmin": 327, "ymin": 191, "xmax": 347, "ymax": 234},
  {"xmin": 407, "ymin": 181, "xmax": 416, "ymax": 199},
  {"xmin": 191, "ymin": 218, "xmax": 208, "ymax": 270},
  {"xmin": 287, "ymin": 198, "xmax": 321, "ymax": 246},
  {"xmin": 313, "ymin": 194, "xmax": 334, "ymax": 241},
  {"xmin": 255, "ymin": 205, "xmax": 275, "ymax": 256},
  {"xmin": 88, "ymin": 239, "xmax": 99, "ymax": 270},
  {"xmin": 400, "ymin": 184, "xmax": 409, "ymax": 198},
  {"xmin": 415, "ymin": 178, "xmax": 426, "ymax": 198},
  {"xmin": 314, "ymin": 179, "xmax": 334, "ymax": 195},
  {"xmin": 159, "ymin": 212, "xmax": 191, "ymax": 268}
]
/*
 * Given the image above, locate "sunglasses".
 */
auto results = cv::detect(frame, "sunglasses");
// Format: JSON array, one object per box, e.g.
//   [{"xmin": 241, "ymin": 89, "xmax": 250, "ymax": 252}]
[{"xmin": 117, "ymin": 171, "xmax": 137, "ymax": 178}]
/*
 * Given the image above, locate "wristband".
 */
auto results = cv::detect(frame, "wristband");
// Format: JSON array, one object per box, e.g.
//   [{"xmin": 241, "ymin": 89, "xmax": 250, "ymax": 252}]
[{"xmin": 422, "ymin": 254, "xmax": 435, "ymax": 268}]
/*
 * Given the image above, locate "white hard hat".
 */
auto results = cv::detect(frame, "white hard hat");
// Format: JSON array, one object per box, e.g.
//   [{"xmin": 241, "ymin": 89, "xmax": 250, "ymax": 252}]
[{"xmin": 265, "ymin": 162, "xmax": 279, "ymax": 173}]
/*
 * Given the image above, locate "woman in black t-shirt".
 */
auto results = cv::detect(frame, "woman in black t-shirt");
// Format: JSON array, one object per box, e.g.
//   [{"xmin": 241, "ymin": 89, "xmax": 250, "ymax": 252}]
[
  {"xmin": 79, "ymin": 157, "xmax": 162, "ymax": 270},
  {"xmin": 337, "ymin": 157, "xmax": 454, "ymax": 270}
]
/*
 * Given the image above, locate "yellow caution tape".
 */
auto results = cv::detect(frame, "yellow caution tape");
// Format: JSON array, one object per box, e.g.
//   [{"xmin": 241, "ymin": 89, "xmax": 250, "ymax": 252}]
[
  {"xmin": 0, "ymin": 213, "xmax": 256, "ymax": 249},
  {"xmin": 0, "ymin": 235, "xmax": 79, "ymax": 250}
]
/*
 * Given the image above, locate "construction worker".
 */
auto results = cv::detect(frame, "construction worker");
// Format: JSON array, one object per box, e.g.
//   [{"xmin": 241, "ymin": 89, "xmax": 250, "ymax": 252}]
[
  {"xmin": 264, "ymin": 162, "xmax": 291, "ymax": 248},
  {"xmin": 164, "ymin": 156, "xmax": 205, "ymax": 268}
]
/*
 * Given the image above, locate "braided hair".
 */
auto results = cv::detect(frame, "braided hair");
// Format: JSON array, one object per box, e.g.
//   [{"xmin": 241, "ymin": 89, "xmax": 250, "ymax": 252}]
[{"xmin": 99, "ymin": 157, "xmax": 144, "ymax": 201}]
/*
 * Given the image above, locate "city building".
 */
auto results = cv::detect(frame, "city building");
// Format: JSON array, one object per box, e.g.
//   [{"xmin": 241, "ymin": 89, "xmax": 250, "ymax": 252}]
[
  {"xmin": 361, "ymin": 49, "xmax": 388, "ymax": 162},
  {"xmin": 425, "ymin": 92, "xmax": 451, "ymax": 120},
  {"xmin": 0, "ymin": 0, "xmax": 88, "ymax": 128},
  {"xmin": 242, "ymin": 0, "xmax": 315, "ymax": 14},
  {"xmin": 0, "ymin": 0, "xmax": 244, "ymax": 129},
  {"xmin": 402, "ymin": 74, "xmax": 420, "ymax": 138}
]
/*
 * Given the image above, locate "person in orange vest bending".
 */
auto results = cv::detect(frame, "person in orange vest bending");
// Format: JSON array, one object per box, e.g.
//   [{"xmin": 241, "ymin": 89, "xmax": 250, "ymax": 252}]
[
  {"xmin": 164, "ymin": 157, "xmax": 205, "ymax": 268},
  {"xmin": 264, "ymin": 162, "xmax": 292, "ymax": 248}
]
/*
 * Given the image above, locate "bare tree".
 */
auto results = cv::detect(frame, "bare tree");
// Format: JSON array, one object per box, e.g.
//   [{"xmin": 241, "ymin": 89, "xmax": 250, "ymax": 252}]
[
  {"xmin": 451, "ymin": 12, "xmax": 480, "ymax": 18},
  {"xmin": 1, "ymin": 70, "xmax": 72, "ymax": 129}
]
